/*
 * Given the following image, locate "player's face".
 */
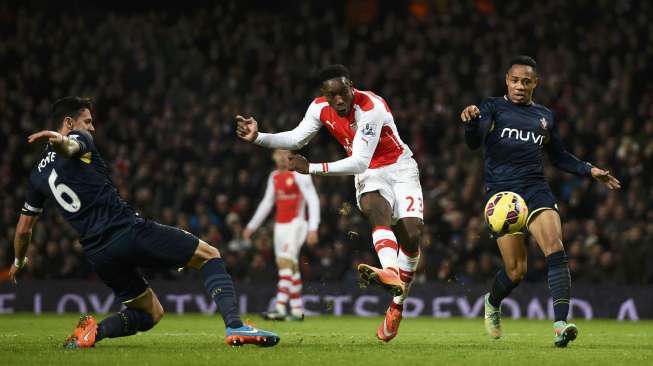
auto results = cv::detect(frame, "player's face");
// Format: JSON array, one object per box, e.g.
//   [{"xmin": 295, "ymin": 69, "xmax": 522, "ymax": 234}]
[
  {"xmin": 66, "ymin": 108, "xmax": 95, "ymax": 133},
  {"xmin": 272, "ymin": 150, "xmax": 290, "ymax": 170},
  {"xmin": 321, "ymin": 78, "xmax": 354, "ymax": 117},
  {"xmin": 505, "ymin": 65, "xmax": 538, "ymax": 104}
]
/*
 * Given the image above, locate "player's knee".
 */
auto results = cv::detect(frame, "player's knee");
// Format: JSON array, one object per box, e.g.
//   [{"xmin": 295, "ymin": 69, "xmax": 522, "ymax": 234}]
[
  {"xmin": 506, "ymin": 261, "xmax": 527, "ymax": 282},
  {"xmin": 205, "ymin": 245, "xmax": 220, "ymax": 259},
  {"xmin": 151, "ymin": 307, "xmax": 164, "ymax": 324},
  {"xmin": 506, "ymin": 260, "xmax": 527, "ymax": 282},
  {"xmin": 363, "ymin": 206, "xmax": 388, "ymax": 226},
  {"xmin": 405, "ymin": 223, "xmax": 423, "ymax": 249},
  {"xmin": 149, "ymin": 297, "xmax": 165, "ymax": 325},
  {"xmin": 196, "ymin": 240, "xmax": 221, "ymax": 260},
  {"xmin": 542, "ymin": 238, "xmax": 564, "ymax": 257},
  {"xmin": 276, "ymin": 258, "xmax": 293, "ymax": 269}
]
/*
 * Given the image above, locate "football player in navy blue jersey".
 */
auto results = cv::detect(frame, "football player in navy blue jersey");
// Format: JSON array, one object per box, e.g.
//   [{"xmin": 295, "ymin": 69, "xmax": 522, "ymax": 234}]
[
  {"xmin": 10, "ymin": 96, "xmax": 279, "ymax": 348},
  {"xmin": 461, "ymin": 56, "xmax": 620, "ymax": 347}
]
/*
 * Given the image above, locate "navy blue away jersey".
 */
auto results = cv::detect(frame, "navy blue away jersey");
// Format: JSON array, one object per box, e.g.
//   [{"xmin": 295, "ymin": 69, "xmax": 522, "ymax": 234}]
[
  {"xmin": 464, "ymin": 96, "xmax": 593, "ymax": 189},
  {"xmin": 21, "ymin": 130, "xmax": 137, "ymax": 253}
]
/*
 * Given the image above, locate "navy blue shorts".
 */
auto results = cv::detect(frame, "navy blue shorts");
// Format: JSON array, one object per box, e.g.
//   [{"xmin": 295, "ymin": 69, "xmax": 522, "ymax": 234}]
[
  {"xmin": 86, "ymin": 218, "xmax": 199, "ymax": 303},
  {"xmin": 485, "ymin": 182, "xmax": 558, "ymax": 236}
]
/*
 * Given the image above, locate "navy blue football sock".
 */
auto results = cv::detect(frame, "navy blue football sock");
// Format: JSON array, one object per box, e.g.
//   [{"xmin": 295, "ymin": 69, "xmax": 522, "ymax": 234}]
[
  {"xmin": 488, "ymin": 268, "xmax": 520, "ymax": 307},
  {"xmin": 201, "ymin": 258, "xmax": 243, "ymax": 329},
  {"xmin": 546, "ymin": 250, "xmax": 571, "ymax": 322},
  {"xmin": 96, "ymin": 308, "xmax": 155, "ymax": 341}
]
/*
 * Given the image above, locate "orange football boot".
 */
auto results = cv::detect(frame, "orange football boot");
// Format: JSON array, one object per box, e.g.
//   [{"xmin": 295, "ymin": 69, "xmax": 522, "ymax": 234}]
[
  {"xmin": 63, "ymin": 314, "xmax": 98, "ymax": 349},
  {"xmin": 357, "ymin": 264, "xmax": 405, "ymax": 297},
  {"xmin": 377, "ymin": 305, "xmax": 402, "ymax": 342}
]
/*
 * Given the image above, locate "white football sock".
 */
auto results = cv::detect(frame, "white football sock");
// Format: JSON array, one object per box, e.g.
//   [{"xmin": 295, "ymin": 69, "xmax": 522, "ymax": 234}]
[
  {"xmin": 393, "ymin": 247, "xmax": 420, "ymax": 305},
  {"xmin": 372, "ymin": 226, "xmax": 399, "ymax": 270},
  {"xmin": 275, "ymin": 268, "xmax": 293, "ymax": 314},
  {"xmin": 289, "ymin": 271, "xmax": 303, "ymax": 316}
]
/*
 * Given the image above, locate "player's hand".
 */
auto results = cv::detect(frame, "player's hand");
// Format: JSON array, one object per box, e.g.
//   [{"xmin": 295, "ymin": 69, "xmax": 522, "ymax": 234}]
[
  {"xmin": 591, "ymin": 167, "xmax": 621, "ymax": 190},
  {"xmin": 28, "ymin": 130, "xmax": 64, "ymax": 145},
  {"xmin": 460, "ymin": 105, "xmax": 481, "ymax": 122},
  {"xmin": 235, "ymin": 115, "xmax": 259, "ymax": 142},
  {"xmin": 243, "ymin": 228, "xmax": 254, "ymax": 241},
  {"xmin": 306, "ymin": 230, "xmax": 318, "ymax": 246},
  {"xmin": 288, "ymin": 154, "xmax": 309, "ymax": 174},
  {"xmin": 9, "ymin": 264, "xmax": 22, "ymax": 285}
]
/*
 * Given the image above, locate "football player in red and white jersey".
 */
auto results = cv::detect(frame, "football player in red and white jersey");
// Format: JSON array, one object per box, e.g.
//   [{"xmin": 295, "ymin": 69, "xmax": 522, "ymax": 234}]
[
  {"xmin": 243, "ymin": 149, "xmax": 320, "ymax": 321},
  {"xmin": 236, "ymin": 65, "xmax": 423, "ymax": 342}
]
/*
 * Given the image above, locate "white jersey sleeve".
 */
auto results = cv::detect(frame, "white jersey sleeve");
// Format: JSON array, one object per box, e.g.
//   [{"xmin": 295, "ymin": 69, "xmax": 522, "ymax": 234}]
[
  {"xmin": 308, "ymin": 103, "xmax": 387, "ymax": 176},
  {"xmin": 295, "ymin": 173, "xmax": 320, "ymax": 231},
  {"xmin": 245, "ymin": 172, "xmax": 275, "ymax": 231},
  {"xmin": 254, "ymin": 101, "xmax": 323, "ymax": 150}
]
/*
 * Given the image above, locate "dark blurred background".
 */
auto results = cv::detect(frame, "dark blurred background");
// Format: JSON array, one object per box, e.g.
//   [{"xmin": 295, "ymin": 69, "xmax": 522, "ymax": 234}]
[{"xmin": 1, "ymin": 0, "xmax": 652, "ymax": 286}]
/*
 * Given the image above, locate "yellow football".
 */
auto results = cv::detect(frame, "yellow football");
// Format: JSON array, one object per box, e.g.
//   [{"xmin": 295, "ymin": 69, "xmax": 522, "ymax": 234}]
[{"xmin": 484, "ymin": 191, "xmax": 529, "ymax": 235}]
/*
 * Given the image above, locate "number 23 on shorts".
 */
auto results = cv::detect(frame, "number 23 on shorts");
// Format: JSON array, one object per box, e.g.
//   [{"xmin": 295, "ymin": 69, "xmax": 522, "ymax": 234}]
[{"xmin": 405, "ymin": 196, "xmax": 423, "ymax": 213}]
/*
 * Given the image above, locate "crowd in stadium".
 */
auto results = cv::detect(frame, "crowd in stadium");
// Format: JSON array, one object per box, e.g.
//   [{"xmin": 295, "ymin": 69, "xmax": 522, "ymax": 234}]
[{"xmin": 1, "ymin": 0, "xmax": 652, "ymax": 285}]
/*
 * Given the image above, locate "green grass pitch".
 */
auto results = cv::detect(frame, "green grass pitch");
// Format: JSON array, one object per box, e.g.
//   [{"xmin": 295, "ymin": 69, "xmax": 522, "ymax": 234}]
[{"xmin": 1, "ymin": 314, "xmax": 652, "ymax": 365}]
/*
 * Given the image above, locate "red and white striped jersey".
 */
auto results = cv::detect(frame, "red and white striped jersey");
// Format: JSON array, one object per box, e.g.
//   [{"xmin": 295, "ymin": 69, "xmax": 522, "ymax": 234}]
[
  {"xmin": 254, "ymin": 89, "xmax": 413, "ymax": 176},
  {"xmin": 246, "ymin": 170, "xmax": 320, "ymax": 230}
]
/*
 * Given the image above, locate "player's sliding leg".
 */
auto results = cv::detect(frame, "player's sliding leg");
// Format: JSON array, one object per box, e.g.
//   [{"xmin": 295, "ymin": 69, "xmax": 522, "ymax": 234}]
[
  {"xmin": 484, "ymin": 234, "xmax": 527, "ymax": 339},
  {"xmin": 357, "ymin": 192, "xmax": 405, "ymax": 297},
  {"xmin": 262, "ymin": 258, "xmax": 294, "ymax": 320},
  {"xmin": 375, "ymin": 218, "xmax": 423, "ymax": 342},
  {"xmin": 187, "ymin": 240, "xmax": 280, "ymax": 347},
  {"xmin": 64, "ymin": 288, "xmax": 163, "ymax": 349},
  {"xmin": 528, "ymin": 210, "xmax": 578, "ymax": 348}
]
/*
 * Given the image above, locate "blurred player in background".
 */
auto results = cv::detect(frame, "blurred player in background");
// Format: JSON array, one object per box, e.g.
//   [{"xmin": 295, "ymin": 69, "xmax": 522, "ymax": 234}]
[
  {"xmin": 236, "ymin": 65, "xmax": 424, "ymax": 342},
  {"xmin": 461, "ymin": 56, "xmax": 621, "ymax": 347},
  {"xmin": 243, "ymin": 149, "xmax": 320, "ymax": 321},
  {"xmin": 10, "ymin": 96, "xmax": 280, "ymax": 348}
]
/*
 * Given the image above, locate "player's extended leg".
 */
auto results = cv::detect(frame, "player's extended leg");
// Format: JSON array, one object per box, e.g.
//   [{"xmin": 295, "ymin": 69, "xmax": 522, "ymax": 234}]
[
  {"xmin": 528, "ymin": 210, "xmax": 578, "ymax": 348},
  {"xmin": 262, "ymin": 257, "xmax": 295, "ymax": 320},
  {"xmin": 64, "ymin": 288, "xmax": 164, "ymax": 349},
  {"xmin": 375, "ymin": 217, "xmax": 423, "ymax": 342},
  {"xmin": 187, "ymin": 240, "xmax": 280, "ymax": 347},
  {"xmin": 484, "ymin": 233, "xmax": 527, "ymax": 339},
  {"xmin": 357, "ymin": 191, "xmax": 405, "ymax": 297}
]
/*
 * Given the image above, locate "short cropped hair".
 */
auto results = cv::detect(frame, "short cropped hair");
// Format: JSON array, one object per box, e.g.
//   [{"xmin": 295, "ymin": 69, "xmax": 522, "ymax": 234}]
[
  {"xmin": 51, "ymin": 96, "xmax": 93, "ymax": 126},
  {"xmin": 507, "ymin": 55, "xmax": 537, "ymax": 73},
  {"xmin": 318, "ymin": 64, "xmax": 350, "ymax": 84}
]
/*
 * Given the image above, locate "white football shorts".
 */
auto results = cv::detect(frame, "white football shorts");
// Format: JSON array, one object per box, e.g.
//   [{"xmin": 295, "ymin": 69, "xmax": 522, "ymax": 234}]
[
  {"xmin": 273, "ymin": 217, "xmax": 308, "ymax": 263},
  {"xmin": 355, "ymin": 157, "xmax": 424, "ymax": 223}
]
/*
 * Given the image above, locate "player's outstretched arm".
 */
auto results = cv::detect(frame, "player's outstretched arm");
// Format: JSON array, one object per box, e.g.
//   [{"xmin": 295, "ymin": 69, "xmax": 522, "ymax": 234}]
[
  {"xmin": 9, "ymin": 214, "xmax": 38, "ymax": 284},
  {"xmin": 28, "ymin": 130, "xmax": 81, "ymax": 158},
  {"xmin": 235, "ymin": 107, "xmax": 322, "ymax": 150},
  {"xmin": 545, "ymin": 119, "xmax": 620, "ymax": 189}
]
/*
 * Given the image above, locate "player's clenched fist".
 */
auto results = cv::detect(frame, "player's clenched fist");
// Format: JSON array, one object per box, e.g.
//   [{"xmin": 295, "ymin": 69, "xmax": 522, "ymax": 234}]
[
  {"xmin": 460, "ymin": 105, "xmax": 481, "ymax": 122},
  {"xmin": 235, "ymin": 115, "xmax": 258, "ymax": 142},
  {"xmin": 288, "ymin": 154, "xmax": 309, "ymax": 174}
]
